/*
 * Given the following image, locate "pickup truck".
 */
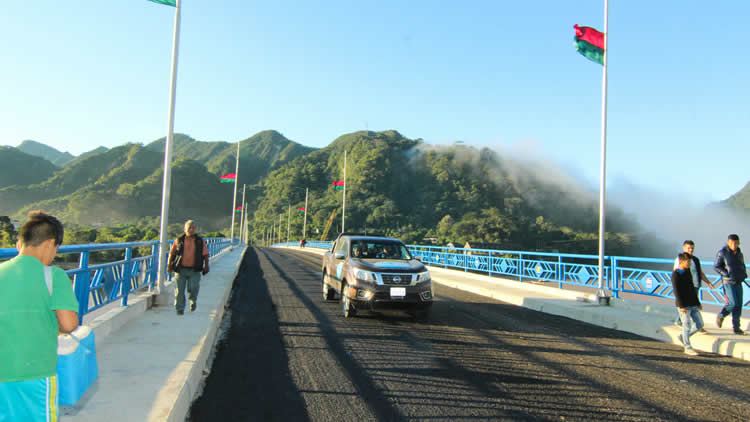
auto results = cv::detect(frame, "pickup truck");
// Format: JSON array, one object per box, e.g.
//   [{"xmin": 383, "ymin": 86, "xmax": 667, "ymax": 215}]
[{"xmin": 321, "ymin": 233, "xmax": 433, "ymax": 319}]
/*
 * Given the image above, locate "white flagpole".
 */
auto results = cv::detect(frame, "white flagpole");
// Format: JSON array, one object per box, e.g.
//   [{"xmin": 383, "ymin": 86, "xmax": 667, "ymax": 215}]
[
  {"xmin": 286, "ymin": 204, "xmax": 291, "ymax": 244},
  {"xmin": 597, "ymin": 0, "xmax": 610, "ymax": 300},
  {"xmin": 156, "ymin": 0, "xmax": 182, "ymax": 295},
  {"xmin": 303, "ymin": 188, "xmax": 308, "ymax": 239},
  {"xmin": 230, "ymin": 142, "xmax": 240, "ymax": 246},
  {"xmin": 342, "ymin": 150, "xmax": 346, "ymax": 233},
  {"xmin": 240, "ymin": 184, "xmax": 246, "ymax": 244},
  {"xmin": 279, "ymin": 214, "xmax": 283, "ymax": 244}
]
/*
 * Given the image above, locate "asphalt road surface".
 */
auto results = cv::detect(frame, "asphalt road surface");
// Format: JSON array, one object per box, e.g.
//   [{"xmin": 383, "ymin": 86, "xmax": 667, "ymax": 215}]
[{"xmin": 188, "ymin": 247, "xmax": 750, "ymax": 421}]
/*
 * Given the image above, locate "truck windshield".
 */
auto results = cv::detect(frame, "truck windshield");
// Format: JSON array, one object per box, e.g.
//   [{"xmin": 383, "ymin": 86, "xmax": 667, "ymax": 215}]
[{"xmin": 350, "ymin": 241, "xmax": 411, "ymax": 260}]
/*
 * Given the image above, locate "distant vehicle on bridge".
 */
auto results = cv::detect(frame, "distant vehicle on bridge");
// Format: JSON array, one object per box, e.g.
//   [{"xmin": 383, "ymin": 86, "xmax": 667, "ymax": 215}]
[{"xmin": 322, "ymin": 233, "xmax": 433, "ymax": 319}]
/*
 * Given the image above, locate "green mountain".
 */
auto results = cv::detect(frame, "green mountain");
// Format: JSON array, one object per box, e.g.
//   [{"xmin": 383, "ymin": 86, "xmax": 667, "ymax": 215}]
[
  {"xmin": 250, "ymin": 130, "xmax": 646, "ymax": 255},
  {"xmin": 721, "ymin": 181, "xmax": 750, "ymax": 214},
  {"xmin": 145, "ymin": 130, "xmax": 316, "ymax": 186},
  {"xmin": 17, "ymin": 140, "xmax": 75, "ymax": 166},
  {"xmin": 0, "ymin": 146, "xmax": 58, "ymax": 189},
  {"xmin": 2, "ymin": 131, "xmax": 313, "ymax": 231},
  {"xmin": 66, "ymin": 146, "xmax": 108, "ymax": 166}
]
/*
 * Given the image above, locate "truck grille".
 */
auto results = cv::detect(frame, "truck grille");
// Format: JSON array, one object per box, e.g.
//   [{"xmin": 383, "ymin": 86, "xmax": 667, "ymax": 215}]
[{"xmin": 381, "ymin": 274, "xmax": 412, "ymax": 285}]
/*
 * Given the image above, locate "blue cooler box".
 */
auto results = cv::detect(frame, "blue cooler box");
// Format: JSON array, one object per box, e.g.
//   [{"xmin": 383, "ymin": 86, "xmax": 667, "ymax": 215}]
[{"xmin": 56, "ymin": 326, "xmax": 98, "ymax": 405}]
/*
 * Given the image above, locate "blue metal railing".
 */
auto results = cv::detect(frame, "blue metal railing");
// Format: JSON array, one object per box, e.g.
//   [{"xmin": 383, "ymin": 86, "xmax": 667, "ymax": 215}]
[
  {"xmin": 270, "ymin": 241, "xmax": 750, "ymax": 309},
  {"xmin": 0, "ymin": 237, "xmax": 237, "ymax": 322}
]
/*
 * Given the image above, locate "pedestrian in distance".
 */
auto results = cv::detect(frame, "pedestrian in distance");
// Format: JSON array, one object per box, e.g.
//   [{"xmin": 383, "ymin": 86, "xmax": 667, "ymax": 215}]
[
  {"xmin": 0, "ymin": 211, "xmax": 79, "ymax": 421},
  {"xmin": 672, "ymin": 252, "xmax": 704, "ymax": 356},
  {"xmin": 672, "ymin": 240, "xmax": 715, "ymax": 331},
  {"xmin": 714, "ymin": 234, "xmax": 747, "ymax": 335},
  {"xmin": 168, "ymin": 220, "xmax": 209, "ymax": 315}
]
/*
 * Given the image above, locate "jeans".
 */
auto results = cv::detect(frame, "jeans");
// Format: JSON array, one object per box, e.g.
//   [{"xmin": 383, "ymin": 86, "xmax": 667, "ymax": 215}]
[
  {"xmin": 174, "ymin": 268, "xmax": 201, "ymax": 312},
  {"xmin": 680, "ymin": 306, "xmax": 704, "ymax": 350},
  {"xmin": 719, "ymin": 283, "xmax": 744, "ymax": 330},
  {"xmin": 675, "ymin": 287, "xmax": 701, "ymax": 324}
]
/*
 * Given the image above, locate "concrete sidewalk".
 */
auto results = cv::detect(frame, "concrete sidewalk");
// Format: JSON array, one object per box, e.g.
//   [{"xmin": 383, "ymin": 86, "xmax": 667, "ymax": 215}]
[
  {"xmin": 61, "ymin": 246, "xmax": 245, "ymax": 422},
  {"xmin": 287, "ymin": 246, "xmax": 750, "ymax": 361}
]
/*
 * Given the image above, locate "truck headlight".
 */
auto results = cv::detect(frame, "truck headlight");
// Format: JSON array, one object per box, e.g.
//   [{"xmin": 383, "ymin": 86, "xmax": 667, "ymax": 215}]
[
  {"xmin": 415, "ymin": 271, "xmax": 431, "ymax": 283},
  {"xmin": 356, "ymin": 270, "xmax": 377, "ymax": 282}
]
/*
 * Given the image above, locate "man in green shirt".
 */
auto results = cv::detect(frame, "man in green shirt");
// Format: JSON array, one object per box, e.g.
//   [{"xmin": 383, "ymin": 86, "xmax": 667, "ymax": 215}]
[{"xmin": 0, "ymin": 211, "xmax": 79, "ymax": 422}]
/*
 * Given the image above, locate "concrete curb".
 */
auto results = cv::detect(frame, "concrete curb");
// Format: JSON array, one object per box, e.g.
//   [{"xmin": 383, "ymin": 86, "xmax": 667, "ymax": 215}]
[{"xmin": 158, "ymin": 246, "xmax": 245, "ymax": 422}]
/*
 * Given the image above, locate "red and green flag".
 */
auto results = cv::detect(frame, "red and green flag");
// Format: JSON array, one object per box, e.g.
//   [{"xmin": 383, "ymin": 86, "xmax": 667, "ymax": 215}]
[
  {"xmin": 574, "ymin": 24, "xmax": 605, "ymax": 65},
  {"xmin": 332, "ymin": 181, "xmax": 345, "ymax": 190},
  {"xmin": 147, "ymin": 0, "xmax": 176, "ymax": 6},
  {"xmin": 235, "ymin": 206, "xmax": 243, "ymax": 213},
  {"xmin": 297, "ymin": 207, "xmax": 306, "ymax": 214},
  {"xmin": 220, "ymin": 173, "xmax": 236, "ymax": 183},
  {"xmin": 148, "ymin": 0, "xmax": 177, "ymax": 7}
]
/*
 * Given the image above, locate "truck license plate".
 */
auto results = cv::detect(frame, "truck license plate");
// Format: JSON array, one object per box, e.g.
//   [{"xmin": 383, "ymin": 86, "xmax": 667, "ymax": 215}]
[{"xmin": 390, "ymin": 287, "xmax": 406, "ymax": 297}]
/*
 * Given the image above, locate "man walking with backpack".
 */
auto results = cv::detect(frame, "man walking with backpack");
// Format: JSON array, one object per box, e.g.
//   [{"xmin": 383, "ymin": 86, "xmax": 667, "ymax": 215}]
[{"xmin": 168, "ymin": 220, "xmax": 209, "ymax": 315}]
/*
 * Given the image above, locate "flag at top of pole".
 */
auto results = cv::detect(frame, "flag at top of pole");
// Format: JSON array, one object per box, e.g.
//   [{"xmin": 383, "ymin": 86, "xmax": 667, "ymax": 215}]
[
  {"xmin": 574, "ymin": 24, "xmax": 605, "ymax": 65},
  {"xmin": 147, "ymin": 0, "xmax": 176, "ymax": 6}
]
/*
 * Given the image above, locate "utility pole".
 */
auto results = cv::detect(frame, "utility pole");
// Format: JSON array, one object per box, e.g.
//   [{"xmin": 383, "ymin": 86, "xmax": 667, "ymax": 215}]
[{"xmin": 230, "ymin": 142, "xmax": 240, "ymax": 247}]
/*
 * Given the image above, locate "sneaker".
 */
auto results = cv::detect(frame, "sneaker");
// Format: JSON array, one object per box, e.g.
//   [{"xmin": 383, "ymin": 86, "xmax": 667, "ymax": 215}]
[
  {"xmin": 684, "ymin": 348, "xmax": 699, "ymax": 356},
  {"xmin": 716, "ymin": 315, "xmax": 725, "ymax": 328},
  {"xmin": 190, "ymin": 303, "xmax": 197, "ymax": 312},
  {"xmin": 734, "ymin": 329, "xmax": 745, "ymax": 335},
  {"xmin": 697, "ymin": 328, "xmax": 708, "ymax": 335}
]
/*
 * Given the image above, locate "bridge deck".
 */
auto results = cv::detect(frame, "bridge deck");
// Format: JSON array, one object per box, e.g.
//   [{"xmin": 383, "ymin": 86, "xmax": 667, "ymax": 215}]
[{"xmin": 63, "ymin": 246, "xmax": 750, "ymax": 421}]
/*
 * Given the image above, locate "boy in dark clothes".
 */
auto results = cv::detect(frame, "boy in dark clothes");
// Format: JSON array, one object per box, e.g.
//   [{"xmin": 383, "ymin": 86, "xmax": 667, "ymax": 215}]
[{"xmin": 672, "ymin": 252, "xmax": 704, "ymax": 356}]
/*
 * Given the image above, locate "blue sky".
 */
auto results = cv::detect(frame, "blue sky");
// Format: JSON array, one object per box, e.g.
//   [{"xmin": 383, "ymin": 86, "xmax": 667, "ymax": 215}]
[{"xmin": 1, "ymin": 1, "xmax": 747, "ymax": 202}]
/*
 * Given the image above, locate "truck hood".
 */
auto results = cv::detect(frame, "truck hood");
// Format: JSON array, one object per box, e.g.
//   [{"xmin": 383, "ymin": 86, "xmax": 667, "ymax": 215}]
[{"xmin": 351, "ymin": 259, "xmax": 426, "ymax": 273}]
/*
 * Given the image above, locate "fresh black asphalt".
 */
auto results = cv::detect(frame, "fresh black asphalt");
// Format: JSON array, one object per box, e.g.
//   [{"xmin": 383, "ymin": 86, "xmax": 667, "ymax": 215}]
[{"xmin": 188, "ymin": 247, "xmax": 750, "ymax": 421}]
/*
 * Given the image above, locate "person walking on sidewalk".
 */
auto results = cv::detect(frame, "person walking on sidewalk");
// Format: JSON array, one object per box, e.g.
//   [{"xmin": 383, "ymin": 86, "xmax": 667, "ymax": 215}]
[
  {"xmin": 673, "ymin": 240, "xmax": 715, "ymax": 330},
  {"xmin": 0, "ymin": 211, "xmax": 79, "ymax": 421},
  {"xmin": 714, "ymin": 234, "xmax": 747, "ymax": 335},
  {"xmin": 168, "ymin": 220, "xmax": 209, "ymax": 315},
  {"xmin": 672, "ymin": 253, "xmax": 704, "ymax": 356}
]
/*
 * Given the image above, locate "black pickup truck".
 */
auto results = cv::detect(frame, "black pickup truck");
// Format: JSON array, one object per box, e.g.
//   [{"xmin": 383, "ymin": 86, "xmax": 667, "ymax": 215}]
[{"xmin": 321, "ymin": 233, "xmax": 434, "ymax": 319}]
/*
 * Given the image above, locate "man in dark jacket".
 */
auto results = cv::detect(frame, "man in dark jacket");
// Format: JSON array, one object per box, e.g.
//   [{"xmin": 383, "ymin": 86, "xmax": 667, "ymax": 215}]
[
  {"xmin": 672, "ymin": 252, "xmax": 704, "ymax": 355},
  {"xmin": 168, "ymin": 220, "xmax": 209, "ymax": 315},
  {"xmin": 714, "ymin": 234, "xmax": 747, "ymax": 334}
]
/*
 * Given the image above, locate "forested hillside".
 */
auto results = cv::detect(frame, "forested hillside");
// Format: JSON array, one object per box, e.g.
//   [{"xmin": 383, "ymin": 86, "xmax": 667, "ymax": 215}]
[{"xmin": 0, "ymin": 146, "xmax": 58, "ymax": 188}]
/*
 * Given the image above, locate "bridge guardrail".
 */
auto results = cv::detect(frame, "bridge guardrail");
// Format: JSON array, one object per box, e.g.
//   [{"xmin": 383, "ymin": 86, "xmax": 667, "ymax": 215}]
[
  {"xmin": 270, "ymin": 241, "xmax": 750, "ymax": 309},
  {"xmin": 0, "ymin": 237, "xmax": 238, "ymax": 322}
]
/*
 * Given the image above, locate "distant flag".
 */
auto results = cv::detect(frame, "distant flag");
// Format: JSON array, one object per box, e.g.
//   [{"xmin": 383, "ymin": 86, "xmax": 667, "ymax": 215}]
[
  {"xmin": 574, "ymin": 24, "xmax": 605, "ymax": 65},
  {"xmin": 220, "ymin": 173, "xmax": 237, "ymax": 183},
  {"xmin": 297, "ymin": 207, "xmax": 306, "ymax": 214},
  {"xmin": 235, "ymin": 206, "xmax": 243, "ymax": 213},
  {"xmin": 332, "ymin": 181, "xmax": 345, "ymax": 190},
  {"xmin": 147, "ymin": 0, "xmax": 176, "ymax": 6}
]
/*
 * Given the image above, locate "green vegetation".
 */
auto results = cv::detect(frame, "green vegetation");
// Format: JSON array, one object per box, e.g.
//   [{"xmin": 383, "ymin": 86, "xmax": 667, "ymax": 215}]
[
  {"xmin": 0, "ymin": 146, "xmax": 58, "ymax": 189},
  {"xmin": 17, "ymin": 140, "xmax": 75, "ymax": 166},
  {"xmin": 7, "ymin": 129, "xmax": 733, "ymax": 258}
]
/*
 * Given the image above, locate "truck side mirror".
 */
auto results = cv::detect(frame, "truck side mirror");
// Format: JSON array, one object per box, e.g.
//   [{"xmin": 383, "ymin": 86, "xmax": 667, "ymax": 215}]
[{"xmin": 334, "ymin": 252, "xmax": 345, "ymax": 260}]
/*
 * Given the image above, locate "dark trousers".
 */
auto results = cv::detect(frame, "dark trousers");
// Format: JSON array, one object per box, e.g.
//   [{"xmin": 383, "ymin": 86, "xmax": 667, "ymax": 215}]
[
  {"xmin": 719, "ymin": 283, "xmax": 744, "ymax": 330},
  {"xmin": 174, "ymin": 268, "xmax": 201, "ymax": 312}
]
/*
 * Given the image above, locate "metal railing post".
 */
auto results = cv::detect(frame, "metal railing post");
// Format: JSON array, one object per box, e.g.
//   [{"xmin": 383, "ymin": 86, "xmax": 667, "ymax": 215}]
[
  {"xmin": 443, "ymin": 247, "xmax": 447, "ymax": 269},
  {"xmin": 121, "ymin": 248, "xmax": 133, "ymax": 306},
  {"xmin": 519, "ymin": 253, "xmax": 524, "ymax": 282},
  {"xmin": 75, "ymin": 251, "xmax": 91, "ymax": 324},
  {"xmin": 150, "ymin": 244, "xmax": 159, "ymax": 289},
  {"xmin": 488, "ymin": 251, "xmax": 493, "ymax": 278},
  {"xmin": 611, "ymin": 257, "xmax": 620, "ymax": 298},
  {"xmin": 558, "ymin": 255, "xmax": 563, "ymax": 289}
]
